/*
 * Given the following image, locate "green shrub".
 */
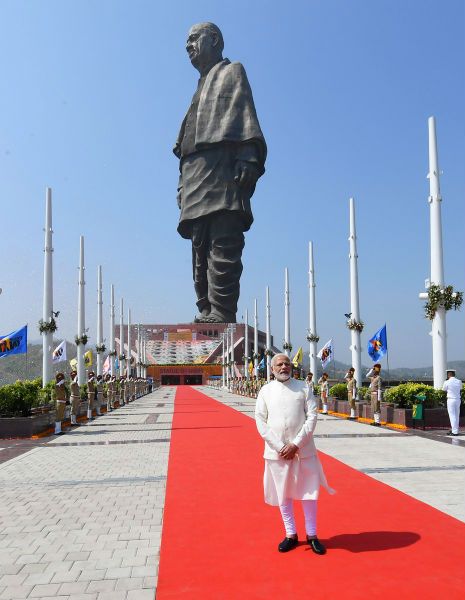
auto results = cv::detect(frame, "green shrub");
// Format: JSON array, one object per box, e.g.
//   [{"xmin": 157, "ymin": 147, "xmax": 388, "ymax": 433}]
[
  {"xmin": 0, "ymin": 379, "xmax": 43, "ymax": 417},
  {"xmin": 313, "ymin": 384, "xmax": 320, "ymax": 396},
  {"xmin": 357, "ymin": 386, "xmax": 370, "ymax": 401},
  {"xmin": 329, "ymin": 383, "xmax": 348, "ymax": 401},
  {"xmin": 384, "ymin": 383, "xmax": 445, "ymax": 408}
]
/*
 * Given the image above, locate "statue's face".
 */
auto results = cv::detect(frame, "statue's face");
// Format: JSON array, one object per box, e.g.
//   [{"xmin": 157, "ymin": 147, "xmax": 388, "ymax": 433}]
[{"xmin": 186, "ymin": 25, "xmax": 215, "ymax": 69}]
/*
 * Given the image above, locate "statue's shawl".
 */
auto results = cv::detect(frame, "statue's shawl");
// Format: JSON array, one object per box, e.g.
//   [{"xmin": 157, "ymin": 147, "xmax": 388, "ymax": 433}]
[{"xmin": 176, "ymin": 59, "xmax": 267, "ymax": 171}]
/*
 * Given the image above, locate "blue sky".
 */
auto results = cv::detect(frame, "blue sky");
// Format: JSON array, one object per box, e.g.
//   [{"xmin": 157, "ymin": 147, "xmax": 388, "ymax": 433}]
[{"xmin": 1, "ymin": 0, "xmax": 464, "ymax": 368}]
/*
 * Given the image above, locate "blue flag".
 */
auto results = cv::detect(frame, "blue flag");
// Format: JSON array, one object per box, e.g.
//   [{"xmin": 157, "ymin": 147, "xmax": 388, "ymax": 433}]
[
  {"xmin": 367, "ymin": 324, "xmax": 388, "ymax": 362},
  {"xmin": 258, "ymin": 356, "xmax": 265, "ymax": 370},
  {"xmin": 0, "ymin": 325, "xmax": 28, "ymax": 359}
]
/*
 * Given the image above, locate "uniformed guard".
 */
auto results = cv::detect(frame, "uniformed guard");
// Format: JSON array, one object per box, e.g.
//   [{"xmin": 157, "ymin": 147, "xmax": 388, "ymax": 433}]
[
  {"xmin": 345, "ymin": 367, "xmax": 357, "ymax": 420},
  {"xmin": 367, "ymin": 363, "xmax": 382, "ymax": 426},
  {"xmin": 54, "ymin": 372, "xmax": 68, "ymax": 435},
  {"xmin": 305, "ymin": 372, "xmax": 315, "ymax": 399},
  {"xmin": 69, "ymin": 370, "xmax": 81, "ymax": 425},
  {"xmin": 318, "ymin": 372, "xmax": 329, "ymax": 414},
  {"xmin": 87, "ymin": 371, "xmax": 96, "ymax": 420},
  {"xmin": 96, "ymin": 374, "xmax": 103, "ymax": 415},
  {"xmin": 105, "ymin": 374, "xmax": 113, "ymax": 412},
  {"xmin": 120, "ymin": 375, "xmax": 126, "ymax": 406}
]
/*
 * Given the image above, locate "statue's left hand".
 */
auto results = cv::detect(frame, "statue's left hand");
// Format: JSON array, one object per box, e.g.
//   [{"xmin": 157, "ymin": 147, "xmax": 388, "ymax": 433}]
[{"xmin": 234, "ymin": 160, "xmax": 260, "ymax": 188}]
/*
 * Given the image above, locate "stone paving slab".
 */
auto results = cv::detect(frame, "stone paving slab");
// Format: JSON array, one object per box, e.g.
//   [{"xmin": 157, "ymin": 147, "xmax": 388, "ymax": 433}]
[
  {"xmin": 1, "ymin": 384, "xmax": 464, "ymax": 600},
  {"xmin": 0, "ymin": 387, "xmax": 176, "ymax": 600}
]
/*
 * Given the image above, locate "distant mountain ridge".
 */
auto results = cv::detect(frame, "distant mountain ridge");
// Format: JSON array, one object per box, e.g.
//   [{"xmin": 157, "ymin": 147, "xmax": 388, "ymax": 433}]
[{"xmin": 1, "ymin": 343, "xmax": 463, "ymax": 386}]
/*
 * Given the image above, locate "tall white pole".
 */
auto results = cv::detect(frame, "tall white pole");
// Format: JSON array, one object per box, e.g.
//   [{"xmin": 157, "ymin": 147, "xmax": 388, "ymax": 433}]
[
  {"xmin": 137, "ymin": 323, "xmax": 141, "ymax": 377},
  {"xmin": 244, "ymin": 309, "xmax": 249, "ymax": 379},
  {"xmin": 109, "ymin": 285, "xmax": 115, "ymax": 376},
  {"xmin": 119, "ymin": 298, "xmax": 125, "ymax": 377},
  {"xmin": 127, "ymin": 309, "xmax": 131, "ymax": 377},
  {"xmin": 266, "ymin": 287, "xmax": 271, "ymax": 381},
  {"xmin": 222, "ymin": 332, "xmax": 226, "ymax": 387},
  {"xmin": 143, "ymin": 336, "xmax": 147, "ymax": 378},
  {"xmin": 253, "ymin": 299, "xmax": 259, "ymax": 375},
  {"xmin": 230, "ymin": 325, "xmax": 235, "ymax": 379},
  {"xmin": 284, "ymin": 268, "xmax": 291, "ymax": 357},
  {"xmin": 96, "ymin": 266, "xmax": 103, "ymax": 377},
  {"xmin": 349, "ymin": 199, "xmax": 362, "ymax": 391},
  {"xmin": 42, "ymin": 187, "xmax": 54, "ymax": 387},
  {"xmin": 226, "ymin": 328, "xmax": 230, "ymax": 388},
  {"xmin": 426, "ymin": 116, "xmax": 447, "ymax": 388},
  {"xmin": 308, "ymin": 242, "xmax": 318, "ymax": 377},
  {"xmin": 77, "ymin": 236, "xmax": 86, "ymax": 385}
]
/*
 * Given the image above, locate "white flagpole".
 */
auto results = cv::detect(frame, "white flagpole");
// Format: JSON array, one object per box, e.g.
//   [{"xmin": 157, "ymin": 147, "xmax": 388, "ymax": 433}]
[
  {"xmin": 109, "ymin": 284, "xmax": 115, "ymax": 376},
  {"xmin": 77, "ymin": 236, "xmax": 86, "ymax": 384},
  {"xmin": 266, "ymin": 286, "xmax": 271, "ymax": 382},
  {"xmin": 96, "ymin": 266, "xmax": 103, "ymax": 377},
  {"xmin": 244, "ymin": 309, "xmax": 249, "ymax": 380},
  {"xmin": 127, "ymin": 308, "xmax": 131, "ymax": 377},
  {"xmin": 42, "ymin": 187, "xmax": 54, "ymax": 386},
  {"xmin": 308, "ymin": 242, "xmax": 318, "ymax": 378},
  {"xmin": 284, "ymin": 268, "xmax": 291, "ymax": 357},
  {"xmin": 120, "ymin": 298, "xmax": 125, "ymax": 377},
  {"xmin": 253, "ymin": 299, "xmax": 259, "ymax": 375},
  {"xmin": 418, "ymin": 116, "xmax": 447, "ymax": 389},
  {"xmin": 349, "ymin": 198, "xmax": 363, "ymax": 391}
]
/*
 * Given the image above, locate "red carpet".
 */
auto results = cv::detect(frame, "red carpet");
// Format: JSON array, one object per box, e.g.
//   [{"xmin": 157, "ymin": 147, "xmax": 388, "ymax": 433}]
[{"xmin": 156, "ymin": 387, "xmax": 465, "ymax": 599}]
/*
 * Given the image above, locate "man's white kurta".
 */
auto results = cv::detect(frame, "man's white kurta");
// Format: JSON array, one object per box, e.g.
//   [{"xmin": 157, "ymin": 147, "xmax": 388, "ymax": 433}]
[{"xmin": 255, "ymin": 378, "xmax": 333, "ymax": 506}]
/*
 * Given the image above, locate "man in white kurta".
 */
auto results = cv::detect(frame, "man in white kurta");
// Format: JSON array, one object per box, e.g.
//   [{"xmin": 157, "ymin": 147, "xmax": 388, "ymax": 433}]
[
  {"xmin": 255, "ymin": 354, "xmax": 333, "ymax": 554},
  {"xmin": 442, "ymin": 370, "xmax": 462, "ymax": 436}
]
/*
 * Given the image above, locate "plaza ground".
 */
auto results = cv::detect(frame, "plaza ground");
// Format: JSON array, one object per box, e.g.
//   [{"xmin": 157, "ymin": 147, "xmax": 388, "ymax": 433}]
[{"xmin": 0, "ymin": 386, "xmax": 464, "ymax": 599}]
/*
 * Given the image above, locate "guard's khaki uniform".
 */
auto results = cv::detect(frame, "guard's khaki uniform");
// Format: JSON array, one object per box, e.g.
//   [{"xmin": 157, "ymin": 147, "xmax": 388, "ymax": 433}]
[
  {"xmin": 87, "ymin": 376, "xmax": 96, "ymax": 419},
  {"xmin": 55, "ymin": 383, "xmax": 67, "ymax": 422},
  {"xmin": 70, "ymin": 377, "xmax": 80, "ymax": 425},
  {"xmin": 347, "ymin": 378, "xmax": 356, "ymax": 410}
]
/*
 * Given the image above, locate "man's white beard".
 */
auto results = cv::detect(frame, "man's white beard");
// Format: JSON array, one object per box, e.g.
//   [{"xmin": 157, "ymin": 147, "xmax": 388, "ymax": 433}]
[{"xmin": 274, "ymin": 373, "xmax": 291, "ymax": 382}]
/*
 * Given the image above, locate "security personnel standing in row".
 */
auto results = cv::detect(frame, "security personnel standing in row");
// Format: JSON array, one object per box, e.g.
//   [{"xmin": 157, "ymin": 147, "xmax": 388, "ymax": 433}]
[
  {"xmin": 54, "ymin": 372, "xmax": 68, "ymax": 435},
  {"xmin": 70, "ymin": 370, "xmax": 80, "ymax": 425},
  {"xmin": 106, "ymin": 374, "xmax": 113, "ymax": 412},
  {"xmin": 345, "ymin": 367, "xmax": 357, "ymax": 420},
  {"xmin": 96, "ymin": 374, "xmax": 103, "ymax": 416},
  {"xmin": 367, "ymin": 363, "xmax": 382, "ymax": 426},
  {"xmin": 87, "ymin": 371, "xmax": 96, "ymax": 421},
  {"xmin": 443, "ymin": 369, "xmax": 463, "ymax": 436}
]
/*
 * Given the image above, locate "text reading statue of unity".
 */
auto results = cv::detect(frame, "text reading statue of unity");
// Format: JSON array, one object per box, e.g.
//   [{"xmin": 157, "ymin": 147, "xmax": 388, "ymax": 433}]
[{"xmin": 174, "ymin": 22, "xmax": 266, "ymax": 323}]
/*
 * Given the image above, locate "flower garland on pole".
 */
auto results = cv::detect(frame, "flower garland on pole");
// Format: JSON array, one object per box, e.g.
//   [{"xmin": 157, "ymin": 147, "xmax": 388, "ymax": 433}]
[
  {"xmin": 95, "ymin": 343, "xmax": 106, "ymax": 354},
  {"xmin": 38, "ymin": 317, "xmax": 58, "ymax": 334},
  {"xmin": 306, "ymin": 333, "xmax": 319, "ymax": 343},
  {"xmin": 346, "ymin": 319, "xmax": 364, "ymax": 332},
  {"xmin": 424, "ymin": 284, "xmax": 463, "ymax": 320},
  {"xmin": 75, "ymin": 334, "xmax": 88, "ymax": 346}
]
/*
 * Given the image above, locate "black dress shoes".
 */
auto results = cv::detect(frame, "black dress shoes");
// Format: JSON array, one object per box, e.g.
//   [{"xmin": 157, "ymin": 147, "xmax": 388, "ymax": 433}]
[
  {"xmin": 307, "ymin": 536, "xmax": 326, "ymax": 555},
  {"xmin": 278, "ymin": 536, "xmax": 298, "ymax": 553}
]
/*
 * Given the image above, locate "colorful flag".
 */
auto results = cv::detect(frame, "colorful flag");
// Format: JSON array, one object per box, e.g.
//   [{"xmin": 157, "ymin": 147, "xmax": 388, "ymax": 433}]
[
  {"xmin": 317, "ymin": 339, "xmax": 333, "ymax": 368},
  {"xmin": 69, "ymin": 357, "xmax": 78, "ymax": 370},
  {"xmin": 292, "ymin": 347, "xmax": 303, "ymax": 367},
  {"xmin": 103, "ymin": 355, "xmax": 110, "ymax": 374},
  {"xmin": 258, "ymin": 356, "xmax": 265, "ymax": 370},
  {"xmin": 248, "ymin": 360, "xmax": 254, "ymax": 375},
  {"xmin": 368, "ymin": 325, "xmax": 388, "ymax": 362},
  {"xmin": 0, "ymin": 325, "xmax": 28, "ymax": 359},
  {"xmin": 52, "ymin": 340, "xmax": 67, "ymax": 363},
  {"xmin": 84, "ymin": 350, "xmax": 93, "ymax": 368}
]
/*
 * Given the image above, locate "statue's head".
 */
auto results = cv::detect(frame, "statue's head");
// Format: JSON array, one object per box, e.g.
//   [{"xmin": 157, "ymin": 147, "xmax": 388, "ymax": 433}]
[{"xmin": 186, "ymin": 22, "xmax": 224, "ymax": 72}]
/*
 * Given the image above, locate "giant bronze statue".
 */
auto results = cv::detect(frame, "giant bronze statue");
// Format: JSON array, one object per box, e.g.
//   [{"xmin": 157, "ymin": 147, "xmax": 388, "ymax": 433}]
[{"xmin": 174, "ymin": 22, "xmax": 266, "ymax": 323}]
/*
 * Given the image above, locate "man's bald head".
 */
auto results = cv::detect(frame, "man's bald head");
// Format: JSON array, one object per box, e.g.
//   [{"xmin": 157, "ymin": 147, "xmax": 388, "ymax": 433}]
[{"xmin": 186, "ymin": 22, "xmax": 224, "ymax": 74}]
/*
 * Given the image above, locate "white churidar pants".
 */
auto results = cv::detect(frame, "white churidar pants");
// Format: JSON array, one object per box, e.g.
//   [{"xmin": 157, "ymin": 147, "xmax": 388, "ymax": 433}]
[
  {"xmin": 279, "ymin": 498, "xmax": 317, "ymax": 536},
  {"xmin": 447, "ymin": 398, "xmax": 461, "ymax": 434}
]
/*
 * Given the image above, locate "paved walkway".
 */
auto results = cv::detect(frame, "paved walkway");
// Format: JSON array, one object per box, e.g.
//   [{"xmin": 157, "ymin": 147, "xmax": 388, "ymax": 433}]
[{"xmin": 0, "ymin": 385, "xmax": 463, "ymax": 599}]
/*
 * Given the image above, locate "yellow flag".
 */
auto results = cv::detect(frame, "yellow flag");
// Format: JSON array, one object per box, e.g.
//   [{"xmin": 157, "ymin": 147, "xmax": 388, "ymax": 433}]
[
  {"xmin": 84, "ymin": 350, "xmax": 93, "ymax": 367},
  {"xmin": 248, "ymin": 360, "xmax": 254, "ymax": 375},
  {"xmin": 292, "ymin": 347, "xmax": 303, "ymax": 367},
  {"xmin": 69, "ymin": 357, "xmax": 77, "ymax": 370}
]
